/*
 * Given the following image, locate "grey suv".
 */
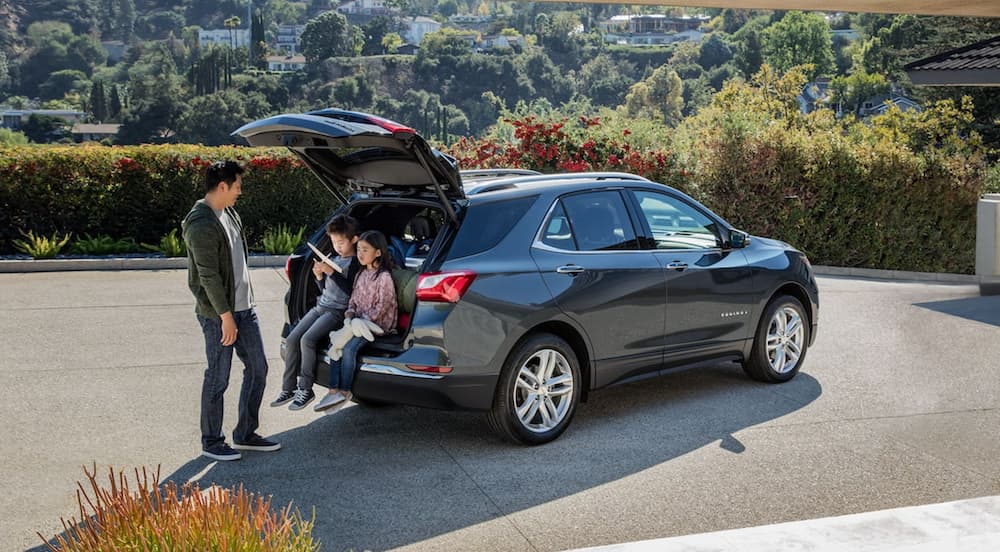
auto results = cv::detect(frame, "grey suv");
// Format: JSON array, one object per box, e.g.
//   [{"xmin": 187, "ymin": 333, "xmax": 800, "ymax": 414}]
[{"xmin": 235, "ymin": 109, "xmax": 819, "ymax": 445}]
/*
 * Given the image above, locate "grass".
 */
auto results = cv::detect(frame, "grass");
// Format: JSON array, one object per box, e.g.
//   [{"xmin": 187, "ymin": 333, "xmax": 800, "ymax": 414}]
[{"xmin": 39, "ymin": 464, "xmax": 319, "ymax": 551}]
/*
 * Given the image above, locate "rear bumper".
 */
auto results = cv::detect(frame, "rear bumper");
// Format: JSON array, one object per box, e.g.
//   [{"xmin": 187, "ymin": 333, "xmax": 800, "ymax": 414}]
[{"xmin": 282, "ymin": 339, "xmax": 497, "ymax": 411}]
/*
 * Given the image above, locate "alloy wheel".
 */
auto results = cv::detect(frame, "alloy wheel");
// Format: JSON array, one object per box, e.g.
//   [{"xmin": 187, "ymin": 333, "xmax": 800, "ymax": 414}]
[{"xmin": 513, "ymin": 349, "xmax": 575, "ymax": 433}]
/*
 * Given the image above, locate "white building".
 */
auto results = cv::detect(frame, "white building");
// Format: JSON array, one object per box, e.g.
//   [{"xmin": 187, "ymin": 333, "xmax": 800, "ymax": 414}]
[
  {"xmin": 402, "ymin": 16, "xmax": 441, "ymax": 44},
  {"xmin": 337, "ymin": 0, "xmax": 392, "ymax": 16},
  {"xmin": 267, "ymin": 55, "xmax": 307, "ymax": 72},
  {"xmin": 1, "ymin": 109, "xmax": 86, "ymax": 130},
  {"xmin": 276, "ymin": 24, "xmax": 306, "ymax": 55},
  {"xmin": 199, "ymin": 29, "xmax": 250, "ymax": 49}
]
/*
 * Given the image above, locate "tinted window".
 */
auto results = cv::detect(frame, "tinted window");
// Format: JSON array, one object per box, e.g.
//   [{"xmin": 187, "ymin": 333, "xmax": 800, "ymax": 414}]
[
  {"xmin": 633, "ymin": 191, "xmax": 720, "ymax": 250},
  {"xmin": 448, "ymin": 196, "xmax": 537, "ymax": 258},
  {"xmin": 561, "ymin": 191, "xmax": 637, "ymax": 251},
  {"xmin": 541, "ymin": 202, "xmax": 575, "ymax": 250}
]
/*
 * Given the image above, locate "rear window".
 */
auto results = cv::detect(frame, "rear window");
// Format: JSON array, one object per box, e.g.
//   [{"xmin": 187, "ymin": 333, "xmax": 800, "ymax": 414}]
[{"xmin": 448, "ymin": 196, "xmax": 537, "ymax": 259}]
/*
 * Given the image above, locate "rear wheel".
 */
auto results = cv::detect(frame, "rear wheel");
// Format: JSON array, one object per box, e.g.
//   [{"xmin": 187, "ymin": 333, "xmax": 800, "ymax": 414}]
[
  {"xmin": 487, "ymin": 334, "xmax": 581, "ymax": 445},
  {"xmin": 744, "ymin": 295, "xmax": 809, "ymax": 383}
]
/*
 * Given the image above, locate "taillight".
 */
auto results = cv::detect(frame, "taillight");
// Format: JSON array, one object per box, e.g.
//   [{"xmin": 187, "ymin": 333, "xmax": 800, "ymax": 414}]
[
  {"xmin": 416, "ymin": 271, "xmax": 477, "ymax": 303},
  {"xmin": 285, "ymin": 256, "xmax": 292, "ymax": 281}
]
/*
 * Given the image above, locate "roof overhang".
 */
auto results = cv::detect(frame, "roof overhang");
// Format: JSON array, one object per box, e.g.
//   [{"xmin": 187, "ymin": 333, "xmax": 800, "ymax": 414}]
[
  {"xmin": 905, "ymin": 35, "xmax": 1000, "ymax": 86},
  {"xmin": 533, "ymin": 0, "xmax": 1000, "ymax": 18}
]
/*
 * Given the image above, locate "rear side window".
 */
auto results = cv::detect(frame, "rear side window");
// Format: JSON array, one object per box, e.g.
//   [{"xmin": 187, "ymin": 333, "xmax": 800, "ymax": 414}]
[
  {"xmin": 560, "ymin": 191, "xmax": 638, "ymax": 251},
  {"xmin": 448, "ymin": 196, "xmax": 537, "ymax": 258}
]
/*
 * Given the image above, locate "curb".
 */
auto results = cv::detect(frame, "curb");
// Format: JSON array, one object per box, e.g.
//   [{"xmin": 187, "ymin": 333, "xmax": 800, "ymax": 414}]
[
  {"xmin": 812, "ymin": 265, "xmax": 978, "ymax": 284},
  {"xmin": 0, "ymin": 255, "xmax": 288, "ymax": 273}
]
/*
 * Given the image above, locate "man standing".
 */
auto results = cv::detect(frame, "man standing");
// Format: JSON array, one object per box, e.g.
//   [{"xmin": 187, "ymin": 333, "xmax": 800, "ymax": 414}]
[{"xmin": 182, "ymin": 160, "xmax": 280, "ymax": 461}]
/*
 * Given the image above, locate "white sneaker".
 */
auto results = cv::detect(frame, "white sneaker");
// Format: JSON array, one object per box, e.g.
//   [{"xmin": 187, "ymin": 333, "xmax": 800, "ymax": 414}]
[{"xmin": 314, "ymin": 391, "xmax": 347, "ymax": 412}]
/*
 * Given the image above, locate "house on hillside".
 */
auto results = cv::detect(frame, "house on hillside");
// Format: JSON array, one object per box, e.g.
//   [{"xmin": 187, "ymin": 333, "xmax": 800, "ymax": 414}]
[
  {"xmin": 857, "ymin": 93, "xmax": 922, "ymax": 117},
  {"xmin": 600, "ymin": 14, "xmax": 707, "ymax": 46},
  {"xmin": 402, "ymin": 16, "xmax": 441, "ymax": 44},
  {"xmin": 72, "ymin": 123, "xmax": 121, "ymax": 142},
  {"xmin": 1, "ymin": 109, "xmax": 86, "ymax": 130},
  {"xmin": 275, "ymin": 24, "xmax": 306, "ymax": 55},
  {"xmin": 199, "ymin": 28, "xmax": 250, "ymax": 48},
  {"xmin": 267, "ymin": 55, "xmax": 307, "ymax": 72},
  {"xmin": 797, "ymin": 78, "xmax": 832, "ymax": 113}
]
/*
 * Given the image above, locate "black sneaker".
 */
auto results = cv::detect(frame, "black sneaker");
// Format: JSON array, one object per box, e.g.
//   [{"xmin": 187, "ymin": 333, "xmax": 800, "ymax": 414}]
[
  {"xmin": 288, "ymin": 388, "xmax": 315, "ymax": 411},
  {"xmin": 270, "ymin": 390, "xmax": 295, "ymax": 407},
  {"xmin": 232, "ymin": 434, "xmax": 281, "ymax": 452},
  {"xmin": 202, "ymin": 443, "xmax": 241, "ymax": 461}
]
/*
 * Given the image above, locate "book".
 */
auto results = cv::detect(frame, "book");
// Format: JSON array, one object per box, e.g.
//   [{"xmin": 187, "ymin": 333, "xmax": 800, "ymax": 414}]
[{"xmin": 306, "ymin": 242, "xmax": 343, "ymax": 273}]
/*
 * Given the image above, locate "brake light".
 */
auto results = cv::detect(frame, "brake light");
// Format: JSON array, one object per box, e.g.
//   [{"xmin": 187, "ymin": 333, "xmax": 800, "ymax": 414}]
[
  {"xmin": 416, "ymin": 271, "xmax": 477, "ymax": 303},
  {"xmin": 285, "ymin": 256, "xmax": 292, "ymax": 281},
  {"xmin": 366, "ymin": 115, "xmax": 415, "ymax": 135},
  {"xmin": 407, "ymin": 364, "xmax": 453, "ymax": 374}
]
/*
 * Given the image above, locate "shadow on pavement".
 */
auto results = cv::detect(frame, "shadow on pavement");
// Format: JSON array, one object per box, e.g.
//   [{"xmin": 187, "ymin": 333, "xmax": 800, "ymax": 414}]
[
  {"xmin": 914, "ymin": 295, "xmax": 1000, "ymax": 327},
  {"xmin": 31, "ymin": 363, "xmax": 820, "ymax": 552}
]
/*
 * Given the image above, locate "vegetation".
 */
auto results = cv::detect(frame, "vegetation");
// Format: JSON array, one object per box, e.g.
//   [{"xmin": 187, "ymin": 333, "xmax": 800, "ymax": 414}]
[
  {"xmin": 38, "ymin": 465, "xmax": 318, "ymax": 551},
  {"xmin": 263, "ymin": 224, "xmax": 306, "ymax": 255},
  {"xmin": 13, "ymin": 229, "xmax": 72, "ymax": 258},
  {"xmin": 71, "ymin": 233, "xmax": 139, "ymax": 255},
  {"xmin": 142, "ymin": 228, "xmax": 187, "ymax": 257}
]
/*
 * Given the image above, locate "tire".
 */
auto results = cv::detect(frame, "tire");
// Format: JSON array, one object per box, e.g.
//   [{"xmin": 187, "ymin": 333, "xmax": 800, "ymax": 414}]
[
  {"xmin": 487, "ymin": 333, "xmax": 582, "ymax": 445},
  {"xmin": 744, "ymin": 295, "xmax": 810, "ymax": 383}
]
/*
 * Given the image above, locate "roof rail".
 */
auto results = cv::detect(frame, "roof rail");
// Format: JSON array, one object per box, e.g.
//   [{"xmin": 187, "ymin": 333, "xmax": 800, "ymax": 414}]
[
  {"xmin": 460, "ymin": 168, "xmax": 541, "ymax": 182},
  {"xmin": 466, "ymin": 171, "xmax": 651, "ymax": 195}
]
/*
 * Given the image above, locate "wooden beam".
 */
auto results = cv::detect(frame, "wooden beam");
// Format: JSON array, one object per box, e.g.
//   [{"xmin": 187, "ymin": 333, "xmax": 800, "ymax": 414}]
[{"xmin": 532, "ymin": 0, "xmax": 1000, "ymax": 18}]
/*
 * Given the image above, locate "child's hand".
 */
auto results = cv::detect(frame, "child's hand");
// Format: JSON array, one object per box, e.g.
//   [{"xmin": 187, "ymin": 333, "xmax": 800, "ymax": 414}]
[{"xmin": 312, "ymin": 260, "xmax": 328, "ymax": 279}]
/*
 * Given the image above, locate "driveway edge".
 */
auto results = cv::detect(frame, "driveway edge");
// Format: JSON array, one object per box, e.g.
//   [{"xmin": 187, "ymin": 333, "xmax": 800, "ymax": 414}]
[{"xmin": 0, "ymin": 255, "xmax": 288, "ymax": 273}]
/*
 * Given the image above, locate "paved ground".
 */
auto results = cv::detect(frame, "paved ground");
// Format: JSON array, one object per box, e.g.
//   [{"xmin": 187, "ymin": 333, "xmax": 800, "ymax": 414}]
[{"xmin": 1, "ymin": 269, "xmax": 998, "ymax": 551}]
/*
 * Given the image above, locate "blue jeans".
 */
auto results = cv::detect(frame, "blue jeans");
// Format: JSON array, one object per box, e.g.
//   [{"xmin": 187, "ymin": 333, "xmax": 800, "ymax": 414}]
[
  {"xmin": 282, "ymin": 306, "xmax": 345, "ymax": 391},
  {"xmin": 197, "ymin": 309, "xmax": 268, "ymax": 450},
  {"xmin": 329, "ymin": 335, "xmax": 366, "ymax": 392}
]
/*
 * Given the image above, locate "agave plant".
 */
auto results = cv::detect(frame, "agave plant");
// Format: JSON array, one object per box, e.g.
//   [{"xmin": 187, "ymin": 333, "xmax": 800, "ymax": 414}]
[{"xmin": 12, "ymin": 230, "xmax": 71, "ymax": 259}]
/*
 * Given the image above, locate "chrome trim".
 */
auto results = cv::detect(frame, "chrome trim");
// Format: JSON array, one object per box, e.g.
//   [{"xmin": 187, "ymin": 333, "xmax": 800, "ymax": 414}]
[{"xmin": 360, "ymin": 363, "xmax": 445, "ymax": 380}]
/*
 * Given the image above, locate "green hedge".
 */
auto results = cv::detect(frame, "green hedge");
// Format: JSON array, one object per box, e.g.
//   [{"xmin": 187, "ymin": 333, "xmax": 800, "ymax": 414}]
[{"xmin": 0, "ymin": 144, "xmax": 339, "ymax": 254}]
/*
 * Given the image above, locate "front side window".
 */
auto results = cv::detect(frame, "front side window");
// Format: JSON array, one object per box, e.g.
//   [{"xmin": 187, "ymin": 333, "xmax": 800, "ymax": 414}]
[
  {"xmin": 556, "ymin": 191, "xmax": 638, "ymax": 252},
  {"xmin": 633, "ymin": 190, "xmax": 720, "ymax": 250}
]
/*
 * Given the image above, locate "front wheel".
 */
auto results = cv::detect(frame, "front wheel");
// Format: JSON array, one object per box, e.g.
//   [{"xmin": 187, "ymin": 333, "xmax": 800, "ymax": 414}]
[
  {"xmin": 487, "ymin": 334, "xmax": 581, "ymax": 445},
  {"xmin": 744, "ymin": 295, "xmax": 809, "ymax": 383}
]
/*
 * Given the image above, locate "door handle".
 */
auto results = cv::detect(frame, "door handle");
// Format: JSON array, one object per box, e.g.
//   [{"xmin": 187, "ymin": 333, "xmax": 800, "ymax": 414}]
[
  {"xmin": 666, "ymin": 261, "xmax": 688, "ymax": 271},
  {"xmin": 556, "ymin": 265, "xmax": 585, "ymax": 275}
]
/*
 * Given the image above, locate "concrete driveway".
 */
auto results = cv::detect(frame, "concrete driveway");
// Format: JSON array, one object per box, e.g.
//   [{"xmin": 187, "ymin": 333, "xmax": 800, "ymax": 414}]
[{"xmin": 1, "ymin": 269, "xmax": 998, "ymax": 551}]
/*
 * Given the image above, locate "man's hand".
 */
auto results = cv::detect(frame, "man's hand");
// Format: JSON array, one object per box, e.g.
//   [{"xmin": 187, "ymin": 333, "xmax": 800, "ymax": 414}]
[{"xmin": 220, "ymin": 312, "xmax": 238, "ymax": 346}]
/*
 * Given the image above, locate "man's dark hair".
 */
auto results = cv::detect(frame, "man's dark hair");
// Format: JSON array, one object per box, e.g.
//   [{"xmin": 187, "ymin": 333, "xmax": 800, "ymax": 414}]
[
  {"xmin": 327, "ymin": 214, "xmax": 359, "ymax": 238},
  {"xmin": 204, "ymin": 160, "xmax": 245, "ymax": 193}
]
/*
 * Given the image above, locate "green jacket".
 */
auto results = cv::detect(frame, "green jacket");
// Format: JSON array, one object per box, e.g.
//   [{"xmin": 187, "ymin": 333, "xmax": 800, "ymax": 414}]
[{"xmin": 181, "ymin": 199, "xmax": 248, "ymax": 319}]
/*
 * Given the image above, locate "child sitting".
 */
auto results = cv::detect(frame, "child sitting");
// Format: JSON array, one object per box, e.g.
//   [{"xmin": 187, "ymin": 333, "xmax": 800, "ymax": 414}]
[
  {"xmin": 314, "ymin": 230, "xmax": 397, "ymax": 412},
  {"xmin": 271, "ymin": 215, "xmax": 361, "ymax": 410}
]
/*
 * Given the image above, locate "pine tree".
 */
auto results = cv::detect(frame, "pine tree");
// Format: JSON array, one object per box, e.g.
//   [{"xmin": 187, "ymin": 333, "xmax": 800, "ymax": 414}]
[
  {"xmin": 90, "ymin": 81, "xmax": 108, "ymax": 122},
  {"xmin": 109, "ymin": 84, "xmax": 122, "ymax": 120},
  {"xmin": 251, "ymin": 9, "xmax": 267, "ymax": 70}
]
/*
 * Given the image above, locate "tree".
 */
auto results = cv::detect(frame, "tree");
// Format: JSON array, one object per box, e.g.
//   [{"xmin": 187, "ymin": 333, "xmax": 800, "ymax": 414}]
[
  {"xmin": 21, "ymin": 114, "xmax": 72, "ymax": 143},
  {"xmin": 362, "ymin": 16, "xmax": 403, "ymax": 56},
  {"xmin": 0, "ymin": 128, "xmax": 29, "ymax": 145},
  {"xmin": 39, "ymin": 69, "xmax": 90, "ymax": 100},
  {"xmin": 24, "ymin": 0, "xmax": 100, "ymax": 35},
  {"xmin": 300, "ymin": 10, "xmax": 363, "ymax": 63},
  {"xmin": 763, "ymin": 11, "xmax": 834, "ymax": 79},
  {"xmin": 0, "ymin": 50, "xmax": 9, "ymax": 94},
  {"xmin": 438, "ymin": 0, "xmax": 458, "ymax": 18},
  {"xmin": 699, "ymin": 34, "xmax": 733, "ymax": 69},
  {"xmin": 829, "ymin": 71, "xmax": 889, "ymax": 115},
  {"xmin": 108, "ymin": 83, "xmax": 123, "ymax": 120},
  {"xmin": 89, "ymin": 80, "xmax": 108, "ymax": 122},
  {"xmin": 177, "ymin": 89, "xmax": 270, "ymax": 145},
  {"xmin": 67, "ymin": 35, "xmax": 108, "ymax": 75},
  {"xmin": 623, "ymin": 65, "xmax": 684, "ymax": 126},
  {"xmin": 381, "ymin": 32, "xmax": 403, "ymax": 54},
  {"xmin": 251, "ymin": 9, "xmax": 267, "ymax": 70}
]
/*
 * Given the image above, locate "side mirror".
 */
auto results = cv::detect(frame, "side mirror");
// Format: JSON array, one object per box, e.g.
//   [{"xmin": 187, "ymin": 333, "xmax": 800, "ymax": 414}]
[{"xmin": 728, "ymin": 229, "xmax": 750, "ymax": 249}]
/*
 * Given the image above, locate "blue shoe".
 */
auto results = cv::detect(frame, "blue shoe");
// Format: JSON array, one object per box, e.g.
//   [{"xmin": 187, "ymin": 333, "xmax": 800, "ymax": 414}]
[
  {"xmin": 232, "ymin": 434, "xmax": 281, "ymax": 452},
  {"xmin": 202, "ymin": 443, "xmax": 241, "ymax": 461}
]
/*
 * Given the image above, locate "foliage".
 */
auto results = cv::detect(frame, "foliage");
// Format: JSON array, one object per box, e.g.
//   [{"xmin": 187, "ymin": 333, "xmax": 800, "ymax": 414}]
[
  {"xmin": 672, "ymin": 65, "xmax": 987, "ymax": 274},
  {"xmin": 263, "ymin": 224, "xmax": 306, "ymax": 255},
  {"xmin": 0, "ymin": 128, "xmax": 28, "ymax": 145},
  {"xmin": 13, "ymin": 229, "xmax": 72, "ymax": 259},
  {"xmin": 300, "ymin": 10, "xmax": 363, "ymax": 63},
  {"xmin": 21, "ymin": 115, "xmax": 72, "ymax": 144},
  {"xmin": 828, "ymin": 70, "xmax": 890, "ymax": 115},
  {"xmin": 38, "ymin": 465, "xmax": 318, "ymax": 551},
  {"xmin": 142, "ymin": 228, "xmax": 187, "ymax": 257},
  {"xmin": 72, "ymin": 233, "xmax": 139, "ymax": 255},
  {"xmin": 763, "ymin": 11, "xmax": 834, "ymax": 79},
  {"xmin": 623, "ymin": 65, "xmax": 684, "ymax": 126},
  {"xmin": 0, "ymin": 145, "xmax": 337, "ymax": 254}
]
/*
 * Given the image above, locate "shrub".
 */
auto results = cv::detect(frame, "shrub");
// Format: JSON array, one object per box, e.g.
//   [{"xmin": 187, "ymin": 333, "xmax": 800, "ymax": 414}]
[
  {"xmin": 72, "ymin": 234, "xmax": 139, "ymax": 255},
  {"xmin": 142, "ymin": 228, "xmax": 187, "ymax": 257},
  {"xmin": 38, "ymin": 465, "xmax": 318, "ymax": 551},
  {"xmin": 13, "ymin": 230, "xmax": 71, "ymax": 259},
  {"xmin": 0, "ymin": 145, "xmax": 339, "ymax": 255},
  {"xmin": 263, "ymin": 224, "xmax": 306, "ymax": 255}
]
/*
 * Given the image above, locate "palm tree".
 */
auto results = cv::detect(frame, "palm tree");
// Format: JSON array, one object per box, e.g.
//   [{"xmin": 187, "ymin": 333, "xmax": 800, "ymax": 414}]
[{"xmin": 224, "ymin": 16, "xmax": 242, "ymax": 49}]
